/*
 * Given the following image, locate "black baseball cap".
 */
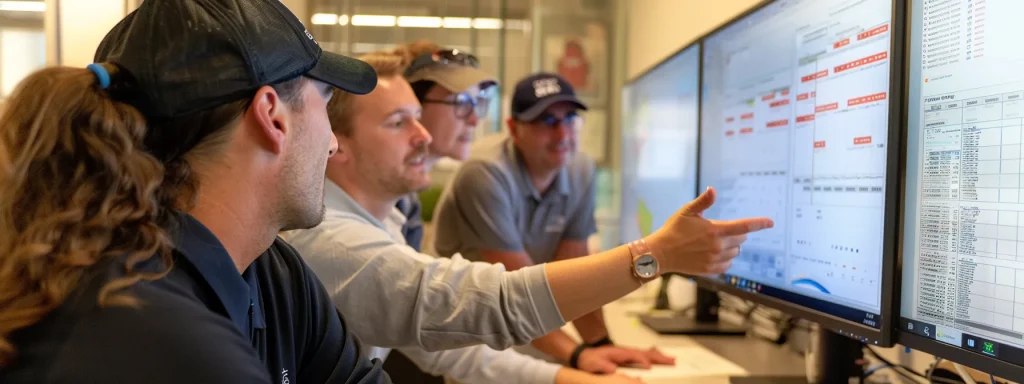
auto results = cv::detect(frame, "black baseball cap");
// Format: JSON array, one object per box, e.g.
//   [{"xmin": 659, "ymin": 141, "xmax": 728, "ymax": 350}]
[
  {"xmin": 94, "ymin": 0, "xmax": 377, "ymax": 119},
  {"xmin": 510, "ymin": 73, "xmax": 588, "ymax": 121}
]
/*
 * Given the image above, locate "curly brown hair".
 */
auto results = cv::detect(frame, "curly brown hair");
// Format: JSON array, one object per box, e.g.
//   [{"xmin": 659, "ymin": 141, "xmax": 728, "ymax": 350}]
[
  {"xmin": 393, "ymin": 39, "xmax": 443, "ymax": 101},
  {"xmin": 0, "ymin": 64, "xmax": 307, "ymax": 367},
  {"xmin": 0, "ymin": 64, "xmax": 173, "ymax": 366}
]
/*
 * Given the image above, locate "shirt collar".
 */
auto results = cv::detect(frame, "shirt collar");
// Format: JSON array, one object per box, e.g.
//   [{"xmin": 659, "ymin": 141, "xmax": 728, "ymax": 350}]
[
  {"xmin": 170, "ymin": 212, "xmax": 265, "ymax": 336},
  {"xmin": 504, "ymin": 138, "xmax": 570, "ymax": 200},
  {"xmin": 324, "ymin": 180, "xmax": 405, "ymax": 231}
]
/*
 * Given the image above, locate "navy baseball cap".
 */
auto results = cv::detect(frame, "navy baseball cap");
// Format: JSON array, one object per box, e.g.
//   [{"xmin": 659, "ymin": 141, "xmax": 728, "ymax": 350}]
[
  {"xmin": 94, "ymin": 0, "xmax": 377, "ymax": 119},
  {"xmin": 510, "ymin": 73, "xmax": 588, "ymax": 121}
]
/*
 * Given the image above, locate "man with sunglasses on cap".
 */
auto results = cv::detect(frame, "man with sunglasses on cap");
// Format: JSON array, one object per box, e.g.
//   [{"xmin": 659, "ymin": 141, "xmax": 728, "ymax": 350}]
[
  {"xmin": 389, "ymin": 41, "xmax": 497, "ymax": 253},
  {"xmin": 432, "ymin": 73, "xmax": 673, "ymax": 374},
  {"xmin": 0, "ymin": 0, "xmax": 389, "ymax": 383}
]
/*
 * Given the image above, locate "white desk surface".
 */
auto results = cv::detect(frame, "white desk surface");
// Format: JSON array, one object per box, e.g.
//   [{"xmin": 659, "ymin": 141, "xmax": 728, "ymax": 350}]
[{"xmin": 601, "ymin": 292, "xmax": 807, "ymax": 384}]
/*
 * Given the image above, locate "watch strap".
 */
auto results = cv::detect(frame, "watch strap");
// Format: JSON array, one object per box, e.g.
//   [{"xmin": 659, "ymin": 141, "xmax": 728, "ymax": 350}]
[
  {"xmin": 569, "ymin": 343, "xmax": 589, "ymax": 369},
  {"xmin": 627, "ymin": 239, "xmax": 652, "ymax": 259},
  {"xmin": 627, "ymin": 239, "xmax": 657, "ymax": 284}
]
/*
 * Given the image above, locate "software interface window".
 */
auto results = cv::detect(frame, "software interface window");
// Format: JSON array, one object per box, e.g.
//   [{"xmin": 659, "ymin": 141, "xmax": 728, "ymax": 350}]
[
  {"xmin": 699, "ymin": 0, "xmax": 893, "ymax": 330},
  {"xmin": 903, "ymin": 0, "xmax": 1024, "ymax": 361}
]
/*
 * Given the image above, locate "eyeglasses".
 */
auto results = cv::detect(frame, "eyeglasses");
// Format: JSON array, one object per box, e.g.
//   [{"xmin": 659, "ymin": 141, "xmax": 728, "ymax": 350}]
[
  {"xmin": 532, "ymin": 112, "xmax": 580, "ymax": 128},
  {"xmin": 404, "ymin": 49, "xmax": 480, "ymax": 77},
  {"xmin": 422, "ymin": 92, "xmax": 491, "ymax": 119}
]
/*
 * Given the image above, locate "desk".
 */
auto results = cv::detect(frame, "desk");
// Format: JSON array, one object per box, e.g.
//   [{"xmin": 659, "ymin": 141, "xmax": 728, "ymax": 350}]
[{"xmin": 603, "ymin": 296, "xmax": 807, "ymax": 384}]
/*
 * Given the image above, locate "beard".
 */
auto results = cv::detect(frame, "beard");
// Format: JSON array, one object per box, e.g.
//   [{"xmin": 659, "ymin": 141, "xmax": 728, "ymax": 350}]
[
  {"xmin": 278, "ymin": 127, "xmax": 330, "ymax": 232},
  {"xmin": 354, "ymin": 143, "xmax": 430, "ymax": 198}
]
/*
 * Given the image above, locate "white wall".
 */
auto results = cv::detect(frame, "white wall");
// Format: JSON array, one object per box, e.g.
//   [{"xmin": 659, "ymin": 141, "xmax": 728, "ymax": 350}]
[
  {"xmin": 625, "ymin": 0, "xmax": 762, "ymax": 80},
  {"xmin": 57, "ymin": 0, "xmax": 130, "ymax": 67}
]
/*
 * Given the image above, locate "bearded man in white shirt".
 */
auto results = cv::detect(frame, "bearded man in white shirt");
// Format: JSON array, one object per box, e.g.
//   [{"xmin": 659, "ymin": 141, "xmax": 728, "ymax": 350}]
[{"xmin": 281, "ymin": 50, "xmax": 772, "ymax": 384}]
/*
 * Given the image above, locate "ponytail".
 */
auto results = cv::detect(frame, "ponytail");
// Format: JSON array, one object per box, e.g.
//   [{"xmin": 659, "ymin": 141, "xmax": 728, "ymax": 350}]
[{"xmin": 0, "ymin": 64, "xmax": 174, "ymax": 366}]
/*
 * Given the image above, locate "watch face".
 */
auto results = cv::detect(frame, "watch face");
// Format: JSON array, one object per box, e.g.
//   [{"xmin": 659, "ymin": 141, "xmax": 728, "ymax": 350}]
[{"xmin": 634, "ymin": 254, "xmax": 658, "ymax": 278}]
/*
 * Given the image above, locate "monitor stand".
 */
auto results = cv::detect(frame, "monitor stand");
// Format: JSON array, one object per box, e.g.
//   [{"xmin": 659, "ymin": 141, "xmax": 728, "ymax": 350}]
[
  {"xmin": 639, "ymin": 281, "xmax": 747, "ymax": 335},
  {"xmin": 724, "ymin": 326, "xmax": 863, "ymax": 384},
  {"xmin": 805, "ymin": 326, "xmax": 864, "ymax": 383}
]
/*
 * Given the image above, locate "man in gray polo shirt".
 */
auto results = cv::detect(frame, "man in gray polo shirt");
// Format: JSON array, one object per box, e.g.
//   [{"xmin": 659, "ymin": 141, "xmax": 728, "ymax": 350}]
[{"xmin": 432, "ymin": 73, "xmax": 672, "ymax": 373}]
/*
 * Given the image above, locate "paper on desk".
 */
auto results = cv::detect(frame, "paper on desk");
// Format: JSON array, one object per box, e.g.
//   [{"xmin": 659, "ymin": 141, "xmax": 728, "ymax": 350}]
[{"xmin": 615, "ymin": 346, "xmax": 749, "ymax": 379}]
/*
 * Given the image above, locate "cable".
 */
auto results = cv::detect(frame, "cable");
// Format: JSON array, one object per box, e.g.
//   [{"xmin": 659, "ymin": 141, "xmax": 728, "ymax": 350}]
[
  {"xmin": 860, "ymin": 344, "xmax": 933, "ymax": 382},
  {"xmin": 926, "ymin": 357, "xmax": 944, "ymax": 382},
  {"xmin": 952, "ymin": 363, "xmax": 978, "ymax": 384},
  {"xmin": 864, "ymin": 346, "xmax": 929, "ymax": 378}
]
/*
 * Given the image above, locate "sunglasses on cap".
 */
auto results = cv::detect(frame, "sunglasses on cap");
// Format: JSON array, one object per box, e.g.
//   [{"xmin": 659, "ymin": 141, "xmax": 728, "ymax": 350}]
[{"xmin": 404, "ymin": 49, "xmax": 480, "ymax": 77}]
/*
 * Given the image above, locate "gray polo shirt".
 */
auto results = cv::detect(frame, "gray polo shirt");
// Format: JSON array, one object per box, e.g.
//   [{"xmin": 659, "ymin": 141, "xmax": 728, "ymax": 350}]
[{"xmin": 433, "ymin": 135, "xmax": 597, "ymax": 264}]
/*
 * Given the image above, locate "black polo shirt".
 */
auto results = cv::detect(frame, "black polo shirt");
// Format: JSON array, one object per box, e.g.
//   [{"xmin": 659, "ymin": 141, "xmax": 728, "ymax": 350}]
[{"xmin": 0, "ymin": 213, "xmax": 390, "ymax": 384}]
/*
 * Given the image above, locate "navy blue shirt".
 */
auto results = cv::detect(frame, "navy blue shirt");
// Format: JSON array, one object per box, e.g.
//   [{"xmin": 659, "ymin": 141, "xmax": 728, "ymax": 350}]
[
  {"xmin": 0, "ymin": 213, "xmax": 390, "ymax": 384},
  {"xmin": 395, "ymin": 193, "xmax": 424, "ymax": 252}
]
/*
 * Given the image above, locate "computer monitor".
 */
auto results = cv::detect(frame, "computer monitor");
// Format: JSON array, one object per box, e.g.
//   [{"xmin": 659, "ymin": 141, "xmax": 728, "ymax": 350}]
[
  {"xmin": 620, "ymin": 45, "xmax": 747, "ymax": 335},
  {"xmin": 619, "ymin": 44, "xmax": 700, "ymax": 244},
  {"xmin": 696, "ymin": 0, "xmax": 904, "ymax": 346},
  {"xmin": 899, "ymin": 0, "xmax": 1024, "ymax": 377}
]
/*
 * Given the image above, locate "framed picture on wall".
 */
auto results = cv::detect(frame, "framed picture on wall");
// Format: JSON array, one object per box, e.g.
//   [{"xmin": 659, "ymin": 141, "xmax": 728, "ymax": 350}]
[{"xmin": 538, "ymin": 14, "xmax": 610, "ymax": 106}]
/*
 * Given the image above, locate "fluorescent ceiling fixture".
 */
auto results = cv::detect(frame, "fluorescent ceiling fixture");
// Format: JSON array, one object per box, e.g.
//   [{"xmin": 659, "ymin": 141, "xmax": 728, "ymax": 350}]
[
  {"xmin": 338, "ymin": 14, "xmax": 350, "ymax": 26},
  {"xmin": 311, "ymin": 13, "xmax": 338, "ymax": 25},
  {"xmin": 504, "ymin": 19, "xmax": 531, "ymax": 31},
  {"xmin": 398, "ymin": 16, "xmax": 442, "ymax": 28},
  {"xmin": 351, "ymin": 14, "xmax": 396, "ymax": 27},
  {"xmin": 0, "ymin": 1, "xmax": 45, "ymax": 12},
  {"xmin": 443, "ymin": 17, "xmax": 472, "ymax": 29},
  {"xmin": 472, "ymin": 18, "xmax": 502, "ymax": 29}
]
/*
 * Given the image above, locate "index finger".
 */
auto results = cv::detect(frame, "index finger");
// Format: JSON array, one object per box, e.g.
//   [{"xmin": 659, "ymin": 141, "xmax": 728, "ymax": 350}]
[{"xmin": 714, "ymin": 217, "xmax": 774, "ymax": 236}]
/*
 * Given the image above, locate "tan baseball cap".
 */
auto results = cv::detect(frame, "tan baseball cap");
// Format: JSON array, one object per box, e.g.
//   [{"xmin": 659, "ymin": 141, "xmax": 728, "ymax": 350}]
[{"xmin": 406, "ymin": 64, "xmax": 498, "ymax": 94}]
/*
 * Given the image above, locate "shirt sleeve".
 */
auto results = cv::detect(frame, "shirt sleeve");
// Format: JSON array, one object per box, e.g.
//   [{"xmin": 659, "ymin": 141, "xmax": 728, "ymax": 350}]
[
  {"xmin": 396, "ymin": 344, "xmax": 560, "ymax": 384},
  {"xmin": 448, "ymin": 162, "xmax": 524, "ymax": 253},
  {"xmin": 284, "ymin": 220, "xmax": 565, "ymax": 352},
  {"xmin": 563, "ymin": 169, "xmax": 598, "ymax": 241}
]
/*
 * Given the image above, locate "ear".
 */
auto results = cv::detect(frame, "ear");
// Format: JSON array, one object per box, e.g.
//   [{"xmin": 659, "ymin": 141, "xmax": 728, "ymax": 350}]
[
  {"xmin": 245, "ymin": 85, "xmax": 291, "ymax": 155},
  {"xmin": 330, "ymin": 132, "xmax": 354, "ymax": 166},
  {"xmin": 506, "ymin": 118, "xmax": 518, "ymax": 136}
]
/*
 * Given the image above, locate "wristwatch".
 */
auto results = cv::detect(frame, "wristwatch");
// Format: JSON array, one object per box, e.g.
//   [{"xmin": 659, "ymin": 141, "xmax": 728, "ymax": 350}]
[{"xmin": 627, "ymin": 239, "xmax": 660, "ymax": 284}]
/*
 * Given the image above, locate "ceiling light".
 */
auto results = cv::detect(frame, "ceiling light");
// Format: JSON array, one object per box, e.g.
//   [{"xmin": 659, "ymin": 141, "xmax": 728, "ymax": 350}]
[
  {"xmin": 338, "ymin": 14, "xmax": 350, "ymax": 26},
  {"xmin": 443, "ymin": 17, "xmax": 472, "ymax": 29},
  {"xmin": 0, "ymin": 1, "xmax": 44, "ymax": 12},
  {"xmin": 311, "ymin": 13, "xmax": 338, "ymax": 25},
  {"xmin": 472, "ymin": 18, "xmax": 503, "ymax": 30},
  {"xmin": 398, "ymin": 16, "xmax": 442, "ymax": 28},
  {"xmin": 351, "ymin": 15, "xmax": 397, "ymax": 27}
]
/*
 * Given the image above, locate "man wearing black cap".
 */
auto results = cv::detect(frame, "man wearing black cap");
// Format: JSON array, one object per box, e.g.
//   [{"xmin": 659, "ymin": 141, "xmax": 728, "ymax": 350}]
[
  {"xmin": 0, "ymin": 0, "xmax": 389, "ymax": 383},
  {"xmin": 432, "ymin": 73, "xmax": 673, "ymax": 374}
]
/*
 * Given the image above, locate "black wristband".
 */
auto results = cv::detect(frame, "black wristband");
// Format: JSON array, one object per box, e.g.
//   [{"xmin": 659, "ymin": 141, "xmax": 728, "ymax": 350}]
[
  {"xmin": 568, "ymin": 343, "xmax": 589, "ymax": 369},
  {"xmin": 588, "ymin": 336, "xmax": 613, "ymax": 347}
]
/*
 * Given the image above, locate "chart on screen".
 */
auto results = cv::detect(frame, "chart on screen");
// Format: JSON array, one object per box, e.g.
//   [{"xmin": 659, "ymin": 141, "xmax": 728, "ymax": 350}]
[{"xmin": 702, "ymin": 0, "xmax": 892, "ymax": 313}]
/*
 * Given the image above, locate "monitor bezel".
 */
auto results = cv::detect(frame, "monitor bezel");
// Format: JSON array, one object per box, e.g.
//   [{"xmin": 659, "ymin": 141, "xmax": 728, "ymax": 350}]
[
  {"xmin": 894, "ymin": 0, "xmax": 1024, "ymax": 376},
  {"xmin": 688, "ymin": 0, "xmax": 907, "ymax": 347}
]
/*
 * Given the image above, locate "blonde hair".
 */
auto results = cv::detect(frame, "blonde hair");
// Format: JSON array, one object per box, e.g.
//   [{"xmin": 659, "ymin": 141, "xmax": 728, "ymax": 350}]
[
  {"xmin": 328, "ymin": 51, "xmax": 412, "ymax": 137},
  {"xmin": 0, "ymin": 64, "xmax": 173, "ymax": 366}
]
